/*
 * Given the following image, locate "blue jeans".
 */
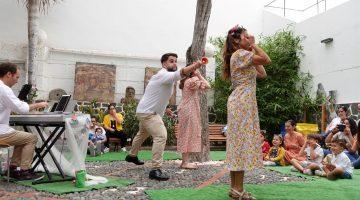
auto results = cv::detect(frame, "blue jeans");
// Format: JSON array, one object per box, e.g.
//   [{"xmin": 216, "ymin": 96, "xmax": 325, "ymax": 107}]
[
  {"xmin": 353, "ymin": 157, "xmax": 360, "ymax": 169},
  {"xmin": 341, "ymin": 171, "xmax": 352, "ymax": 179},
  {"xmin": 344, "ymin": 151, "xmax": 359, "ymax": 163}
]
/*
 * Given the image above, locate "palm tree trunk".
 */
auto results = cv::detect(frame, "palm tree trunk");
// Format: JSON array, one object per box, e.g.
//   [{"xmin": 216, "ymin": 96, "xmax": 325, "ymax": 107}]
[
  {"xmin": 187, "ymin": 0, "xmax": 212, "ymax": 162},
  {"xmin": 27, "ymin": 0, "xmax": 40, "ymax": 85}
]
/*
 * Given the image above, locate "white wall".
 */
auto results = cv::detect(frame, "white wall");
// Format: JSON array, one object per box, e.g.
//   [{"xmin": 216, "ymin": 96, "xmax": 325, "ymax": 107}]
[
  {"xmin": 295, "ymin": 0, "xmax": 360, "ymax": 104},
  {"xmin": 0, "ymin": 0, "xmax": 266, "ymax": 58},
  {"xmin": 261, "ymin": 10, "xmax": 295, "ymax": 36},
  {"xmin": 0, "ymin": 0, "xmax": 264, "ymax": 103}
]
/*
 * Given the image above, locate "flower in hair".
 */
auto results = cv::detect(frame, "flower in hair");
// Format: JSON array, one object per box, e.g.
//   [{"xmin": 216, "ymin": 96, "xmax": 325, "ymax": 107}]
[{"xmin": 229, "ymin": 25, "xmax": 239, "ymax": 35}]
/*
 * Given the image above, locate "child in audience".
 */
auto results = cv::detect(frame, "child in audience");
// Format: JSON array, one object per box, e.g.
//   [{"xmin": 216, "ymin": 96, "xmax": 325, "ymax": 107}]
[
  {"xmin": 261, "ymin": 130, "xmax": 270, "ymax": 159},
  {"xmin": 88, "ymin": 127, "xmax": 106, "ymax": 156},
  {"xmin": 316, "ymin": 139, "xmax": 353, "ymax": 180},
  {"xmin": 290, "ymin": 134, "xmax": 324, "ymax": 175},
  {"xmin": 263, "ymin": 134, "xmax": 286, "ymax": 166}
]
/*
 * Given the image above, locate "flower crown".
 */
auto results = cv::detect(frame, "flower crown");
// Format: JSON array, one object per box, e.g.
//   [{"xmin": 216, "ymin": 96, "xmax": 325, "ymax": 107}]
[{"xmin": 228, "ymin": 25, "xmax": 242, "ymax": 36}]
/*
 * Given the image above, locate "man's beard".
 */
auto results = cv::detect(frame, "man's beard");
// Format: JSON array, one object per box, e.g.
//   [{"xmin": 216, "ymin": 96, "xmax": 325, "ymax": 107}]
[{"xmin": 167, "ymin": 67, "xmax": 177, "ymax": 72}]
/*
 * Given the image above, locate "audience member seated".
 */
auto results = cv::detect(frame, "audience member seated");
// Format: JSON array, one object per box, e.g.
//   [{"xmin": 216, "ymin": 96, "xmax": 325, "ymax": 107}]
[
  {"xmin": 325, "ymin": 118, "xmax": 357, "ymax": 161},
  {"xmin": 348, "ymin": 124, "xmax": 360, "ymax": 169},
  {"xmin": 320, "ymin": 106, "xmax": 356, "ymax": 147},
  {"xmin": 0, "ymin": 62, "xmax": 47, "ymax": 181},
  {"xmin": 89, "ymin": 116, "xmax": 106, "ymax": 137},
  {"xmin": 263, "ymin": 134, "xmax": 286, "ymax": 166},
  {"xmin": 103, "ymin": 103, "xmax": 127, "ymax": 152},
  {"xmin": 260, "ymin": 130, "xmax": 270, "ymax": 159},
  {"xmin": 316, "ymin": 139, "xmax": 353, "ymax": 180},
  {"xmin": 290, "ymin": 134, "xmax": 324, "ymax": 175},
  {"xmin": 284, "ymin": 120, "xmax": 306, "ymax": 164},
  {"xmin": 88, "ymin": 127, "xmax": 106, "ymax": 156}
]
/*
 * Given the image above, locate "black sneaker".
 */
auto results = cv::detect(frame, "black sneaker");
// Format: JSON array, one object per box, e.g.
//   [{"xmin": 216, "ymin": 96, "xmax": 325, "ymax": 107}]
[
  {"xmin": 149, "ymin": 169, "xmax": 169, "ymax": 181},
  {"xmin": 10, "ymin": 169, "xmax": 44, "ymax": 181},
  {"xmin": 125, "ymin": 155, "xmax": 144, "ymax": 165}
]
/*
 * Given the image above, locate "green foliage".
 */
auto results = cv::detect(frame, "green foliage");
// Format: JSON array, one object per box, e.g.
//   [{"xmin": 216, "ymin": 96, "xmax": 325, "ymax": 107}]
[
  {"xmin": 78, "ymin": 99, "xmax": 105, "ymax": 122},
  {"xmin": 122, "ymin": 102, "xmax": 177, "ymax": 146},
  {"xmin": 209, "ymin": 37, "xmax": 231, "ymax": 124},
  {"xmin": 122, "ymin": 102, "xmax": 139, "ymax": 141},
  {"xmin": 210, "ymin": 28, "xmax": 319, "ymax": 134}
]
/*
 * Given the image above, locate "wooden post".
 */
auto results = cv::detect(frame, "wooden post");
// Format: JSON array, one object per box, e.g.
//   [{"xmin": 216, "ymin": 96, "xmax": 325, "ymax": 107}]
[{"xmin": 321, "ymin": 104, "xmax": 327, "ymax": 132}]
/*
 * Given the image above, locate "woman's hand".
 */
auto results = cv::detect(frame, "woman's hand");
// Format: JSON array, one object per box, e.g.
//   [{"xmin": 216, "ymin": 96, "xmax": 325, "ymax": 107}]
[{"xmin": 249, "ymin": 35, "xmax": 255, "ymax": 46}]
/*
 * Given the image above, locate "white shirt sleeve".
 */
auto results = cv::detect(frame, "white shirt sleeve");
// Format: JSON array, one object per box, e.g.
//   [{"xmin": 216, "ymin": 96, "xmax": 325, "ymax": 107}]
[
  {"xmin": 2, "ymin": 87, "xmax": 29, "ymax": 114},
  {"xmin": 158, "ymin": 69, "xmax": 182, "ymax": 84}
]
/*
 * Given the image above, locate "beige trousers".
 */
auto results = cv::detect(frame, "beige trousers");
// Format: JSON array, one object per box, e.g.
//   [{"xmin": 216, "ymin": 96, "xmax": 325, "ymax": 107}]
[
  {"xmin": 0, "ymin": 130, "xmax": 37, "ymax": 170},
  {"xmin": 129, "ymin": 114, "xmax": 167, "ymax": 169}
]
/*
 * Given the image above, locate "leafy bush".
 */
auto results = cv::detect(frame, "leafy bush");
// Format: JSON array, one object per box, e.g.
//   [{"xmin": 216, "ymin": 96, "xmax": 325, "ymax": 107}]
[
  {"xmin": 78, "ymin": 99, "xmax": 105, "ymax": 122},
  {"xmin": 210, "ymin": 28, "xmax": 319, "ymax": 134}
]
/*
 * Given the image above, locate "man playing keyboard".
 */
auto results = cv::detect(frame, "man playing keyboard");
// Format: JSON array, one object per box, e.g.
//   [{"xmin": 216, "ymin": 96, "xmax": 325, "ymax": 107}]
[{"xmin": 0, "ymin": 62, "xmax": 48, "ymax": 181}]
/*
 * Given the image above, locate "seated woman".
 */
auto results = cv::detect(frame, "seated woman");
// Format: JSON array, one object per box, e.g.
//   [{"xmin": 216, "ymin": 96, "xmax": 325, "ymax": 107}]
[
  {"xmin": 103, "ymin": 103, "xmax": 127, "ymax": 151},
  {"xmin": 348, "ymin": 124, "xmax": 360, "ymax": 168},
  {"xmin": 325, "ymin": 118, "xmax": 357, "ymax": 161},
  {"xmin": 284, "ymin": 120, "xmax": 306, "ymax": 164}
]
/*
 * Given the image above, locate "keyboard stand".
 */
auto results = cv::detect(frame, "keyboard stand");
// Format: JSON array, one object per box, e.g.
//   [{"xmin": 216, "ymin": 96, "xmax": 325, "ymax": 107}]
[{"xmin": 10, "ymin": 115, "xmax": 74, "ymax": 184}]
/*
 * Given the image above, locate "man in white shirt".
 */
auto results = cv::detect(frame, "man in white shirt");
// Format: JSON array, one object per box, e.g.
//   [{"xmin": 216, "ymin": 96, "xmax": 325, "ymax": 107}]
[
  {"xmin": 0, "ymin": 62, "xmax": 48, "ymax": 180},
  {"xmin": 126, "ymin": 53, "xmax": 203, "ymax": 181}
]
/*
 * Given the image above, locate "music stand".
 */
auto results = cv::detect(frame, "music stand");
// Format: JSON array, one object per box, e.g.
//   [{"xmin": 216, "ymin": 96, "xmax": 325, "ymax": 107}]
[
  {"xmin": 54, "ymin": 95, "xmax": 71, "ymax": 112},
  {"xmin": 18, "ymin": 84, "xmax": 32, "ymax": 101}
]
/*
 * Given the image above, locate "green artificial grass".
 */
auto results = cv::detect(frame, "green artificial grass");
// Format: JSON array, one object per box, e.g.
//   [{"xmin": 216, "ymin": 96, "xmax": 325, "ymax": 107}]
[
  {"xmin": 86, "ymin": 150, "xmax": 181, "ymax": 162},
  {"xmin": 16, "ymin": 176, "xmax": 134, "ymax": 195},
  {"xmin": 146, "ymin": 167, "xmax": 360, "ymax": 200},
  {"xmin": 266, "ymin": 165, "xmax": 317, "ymax": 179},
  {"xmin": 86, "ymin": 150, "xmax": 227, "ymax": 162},
  {"xmin": 209, "ymin": 151, "xmax": 226, "ymax": 161}
]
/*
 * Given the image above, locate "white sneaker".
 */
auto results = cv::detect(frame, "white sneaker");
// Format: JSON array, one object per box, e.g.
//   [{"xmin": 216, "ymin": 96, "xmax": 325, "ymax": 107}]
[
  {"xmin": 314, "ymin": 170, "xmax": 325, "ymax": 176},
  {"xmin": 303, "ymin": 169, "xmax": 313, "ymax": 175},
  {"xmin": 104, "ymin": 147, "xmax": 109, "ymax": 153},
  {"xmin": 121, "ymin": 147, "xmax": 127, "ymax": 152}
]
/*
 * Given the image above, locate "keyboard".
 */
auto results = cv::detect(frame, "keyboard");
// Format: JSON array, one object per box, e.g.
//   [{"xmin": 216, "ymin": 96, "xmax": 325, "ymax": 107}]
[{"xmin": 24, "ymin": 111, "xmax": 64, "ymax": 115}]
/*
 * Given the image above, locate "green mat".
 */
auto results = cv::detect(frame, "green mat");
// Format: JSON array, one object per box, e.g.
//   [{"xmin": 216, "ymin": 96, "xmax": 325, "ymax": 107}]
[
  {"xmin": 86, "ymin": 150, "xmax": 226, "ymax": 162},
  {"xmin": 146, "ymin": 167, "xmax": 360, "ymax": 200},
  {"xmin": 16, "ymin": 176, "xmax": 134, "ymax": 195}
]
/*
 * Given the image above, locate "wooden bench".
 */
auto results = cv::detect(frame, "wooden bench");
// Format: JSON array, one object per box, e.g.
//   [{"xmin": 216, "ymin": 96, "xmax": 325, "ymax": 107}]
[{"xmin": 174, "ymin": 124, "xmax": 226, "ymax": 143}]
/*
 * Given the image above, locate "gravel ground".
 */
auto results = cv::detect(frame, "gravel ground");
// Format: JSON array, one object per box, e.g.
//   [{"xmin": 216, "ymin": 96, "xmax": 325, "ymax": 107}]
[{"xmin": 0, "ymin": 159, "xmax": 307, "ymax": 200}]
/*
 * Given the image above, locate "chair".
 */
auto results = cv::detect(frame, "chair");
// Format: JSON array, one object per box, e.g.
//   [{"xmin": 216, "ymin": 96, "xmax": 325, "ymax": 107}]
[
  {"xmin": 0, "ymin": 142, "xmax": 11, "ymax": 182},
  {"xmin": 108, "ymin": 138, "xmax": 121, "ymax": 152}
]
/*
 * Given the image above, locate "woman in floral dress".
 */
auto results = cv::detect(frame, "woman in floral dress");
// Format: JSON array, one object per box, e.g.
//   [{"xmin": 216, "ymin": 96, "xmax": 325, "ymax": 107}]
[
  {"xmin": 222, "ymin": 25, "xmax": 271, "ymax": 199},
  {"xmin": 177, "ymin": 70, "xmax": 210, "ymax": 169}
]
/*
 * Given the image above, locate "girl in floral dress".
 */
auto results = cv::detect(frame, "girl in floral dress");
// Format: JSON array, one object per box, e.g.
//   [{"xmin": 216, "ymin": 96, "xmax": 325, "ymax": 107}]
[
  {"xmin": 177, "ymin": 70, "xmax": 210, "ymax": 169},
  {"xmin": 222, "ymin": 25, "xmax": 271, "ymax": 200}
]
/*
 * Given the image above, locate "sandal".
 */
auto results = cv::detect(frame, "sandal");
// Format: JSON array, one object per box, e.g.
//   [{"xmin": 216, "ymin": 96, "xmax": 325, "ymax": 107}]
[{"xmin": 228, "ymin": 188, "xmax": 256, "ymax": 200}]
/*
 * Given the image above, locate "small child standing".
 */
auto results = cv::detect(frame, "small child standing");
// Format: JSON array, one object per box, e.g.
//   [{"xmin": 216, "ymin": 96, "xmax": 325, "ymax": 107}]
[
  {"xmin": 317, "ymin": 139, "xmax": 353, "ymax": 180},
  {"xmin": 261, "ymin": 130, "xmax": 271, "ymax": 160},
  {"xmin": 88, "ymin": 127, "xmax": 106, "ymax": 156},
  {"xmin": 290, "ymin": 134, "xmax": 324, "ymax": 175},
  {"xmin": 263, "ymin": 134, "xmax": 286, "ymax": 166}
]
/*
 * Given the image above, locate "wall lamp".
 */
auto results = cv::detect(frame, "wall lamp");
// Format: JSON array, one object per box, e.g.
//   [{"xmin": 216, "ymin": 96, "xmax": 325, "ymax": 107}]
[{"xmin": 321, "ymin": 38, "xmax": 333, "ymax": 44}]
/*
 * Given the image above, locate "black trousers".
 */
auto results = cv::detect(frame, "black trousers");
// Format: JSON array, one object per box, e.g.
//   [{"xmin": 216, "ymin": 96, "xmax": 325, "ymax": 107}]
[{"xmin": 105, "ymin": 130, "xmax": 127, "ymax": 148}]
